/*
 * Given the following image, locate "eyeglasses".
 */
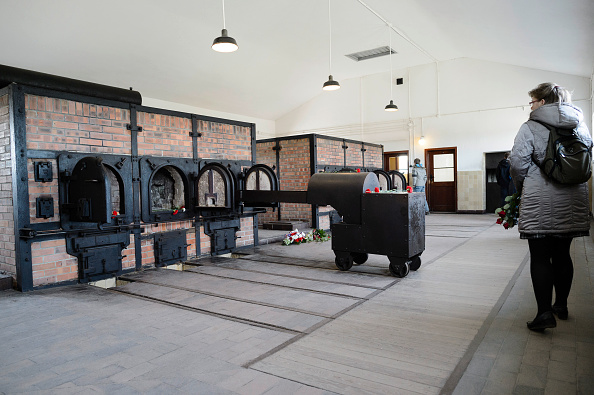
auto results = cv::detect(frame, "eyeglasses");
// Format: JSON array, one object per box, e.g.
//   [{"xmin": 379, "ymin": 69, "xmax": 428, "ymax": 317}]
[{"xmin": 529, "ymin": 100, "xmax": 540, "ymax": 105}]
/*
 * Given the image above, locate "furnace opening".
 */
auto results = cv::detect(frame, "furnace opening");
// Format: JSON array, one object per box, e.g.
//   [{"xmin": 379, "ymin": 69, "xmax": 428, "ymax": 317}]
[
  {"xmin": 197, "ymin": 167, "xmax": 229, "ymax": 208},
  {"xmin": 246, "ymin": 168, "xmax": 272, "ymax": 190},
  {"xmin": 150, "ymin": 165, "xmax": 186, "ymax": 212},
  {"xmin": 105, "ymin": 165, "xmax": 123, "ymax": 214}
]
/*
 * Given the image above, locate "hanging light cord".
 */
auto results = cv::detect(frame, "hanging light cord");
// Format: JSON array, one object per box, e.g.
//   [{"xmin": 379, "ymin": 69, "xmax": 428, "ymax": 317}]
[
  {"xmin": 222, "ymin": 0, "xmax": 227, "ymax": 29},
  {"xmin": 328, "ymin": 0, "xmax": 332, "ymax": 75},
  {"xmin": 389, "ymin": 24, "xmax": 393, "ymax": 99}
]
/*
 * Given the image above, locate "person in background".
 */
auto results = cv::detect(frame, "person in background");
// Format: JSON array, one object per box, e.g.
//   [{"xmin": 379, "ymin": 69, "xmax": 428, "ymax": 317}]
[
  {"xmin": 510, "ymin": 82, "xmax": 592, "ymax": 332},
  {"xmin": 411, "ymin": 158, "xmax": 430, "ymax": 214},
  {"xmin": 496, "ymin": 152, "xmax": 516, "ymax": 206}
]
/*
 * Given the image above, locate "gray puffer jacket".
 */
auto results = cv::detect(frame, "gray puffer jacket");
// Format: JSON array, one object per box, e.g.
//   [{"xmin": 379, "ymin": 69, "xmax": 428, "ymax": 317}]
[{"xmin": 510, "ymin": 102, "xmax": 592, "ymax": 236}]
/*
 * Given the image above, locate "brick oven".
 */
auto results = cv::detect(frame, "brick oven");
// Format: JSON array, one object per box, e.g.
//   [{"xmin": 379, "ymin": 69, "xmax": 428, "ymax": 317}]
[
  {"xmin": 0, "ymin": 65, "xmax": 276, "ymax": 291},
  {"xmin": 255, "ymin": 135, "xmax": 385, "ymax": 230}
]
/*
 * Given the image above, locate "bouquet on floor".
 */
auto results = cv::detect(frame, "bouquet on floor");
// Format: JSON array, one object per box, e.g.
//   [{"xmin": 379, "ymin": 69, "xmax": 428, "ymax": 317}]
[
  {"xmin": 495, "ymin": 193, "xmax": 520, "ymax": 229},
  {"xmin": 311, "ymin": 228, "xmax": 330, "ymax": 242},
  {"xmin": 282, "ymin": 228, "xmax": 331, "ymax": 246}
]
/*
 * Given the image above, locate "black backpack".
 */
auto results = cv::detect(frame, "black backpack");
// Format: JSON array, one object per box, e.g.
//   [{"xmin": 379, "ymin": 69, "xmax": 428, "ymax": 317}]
[{"xmin": 531, "ymin": 120, "xmax": 592, "ymax": 184}]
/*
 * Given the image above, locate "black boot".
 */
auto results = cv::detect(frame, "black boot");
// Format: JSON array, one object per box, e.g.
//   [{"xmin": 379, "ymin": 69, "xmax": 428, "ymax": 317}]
[
  {"xmin": 552, "ymin": 305, "xmax": 568, "ymax": 320},
  {"xmin": 527, "ymin": 311, "xmax": 556, "ymax": 331}
]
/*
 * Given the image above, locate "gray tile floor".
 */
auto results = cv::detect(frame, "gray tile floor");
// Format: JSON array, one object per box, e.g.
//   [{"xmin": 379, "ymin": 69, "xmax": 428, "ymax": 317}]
[{"xmin": 0, "ymin": 214, "xmax": 592, "ymax": 394}]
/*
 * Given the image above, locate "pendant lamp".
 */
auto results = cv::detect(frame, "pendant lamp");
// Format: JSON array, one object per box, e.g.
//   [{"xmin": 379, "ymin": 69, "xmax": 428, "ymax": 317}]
[
  {"xmin": 323, "ymin": 0, "xmax": 340, "ymax": 91},
  {"xmin": 384, "ymin": 25, "xmax": 398, "ymax": 111},
  {"xmin": 212, "ymin": 0, "xmax": 238, "ymax": 53}
]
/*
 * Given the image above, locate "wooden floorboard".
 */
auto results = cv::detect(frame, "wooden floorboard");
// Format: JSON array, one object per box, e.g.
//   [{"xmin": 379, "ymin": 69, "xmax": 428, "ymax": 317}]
[
  {"xmin": 251, "ymin": 221, "xmax": 528, "ymax": 394},
  {"xmin": 184, "ymin": 265, "xmax": 378, "ymax": 298},
  {"xmin": 194, "ymin": 256, "xmax": 395, "ymax": 289},
  {"xmin": 115, "ymin": 281, "xmax": 326, "ymax": 333},
  {"xmin": 121, "ymin": 269, "xmax": 360, "ymax": 317}
]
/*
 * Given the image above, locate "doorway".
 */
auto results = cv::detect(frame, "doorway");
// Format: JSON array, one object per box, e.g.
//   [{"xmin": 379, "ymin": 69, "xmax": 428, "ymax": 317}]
[
  {"xmin": 486, "ymin": 151, "xmax": 509, "ymax": 213},
  {"xmin": 384, "ymin": 151, "xmax": 409, "ymax": 184},
  {"xmin": 426, "ymin": 147, "xmax": 457, "ymax": 212}
]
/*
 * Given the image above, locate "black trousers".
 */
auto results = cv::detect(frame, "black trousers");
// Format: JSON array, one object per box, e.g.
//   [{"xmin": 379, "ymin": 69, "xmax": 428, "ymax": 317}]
[{"xmin": 527, "ymin": 237, "xmax": 574, "ymax": 316}]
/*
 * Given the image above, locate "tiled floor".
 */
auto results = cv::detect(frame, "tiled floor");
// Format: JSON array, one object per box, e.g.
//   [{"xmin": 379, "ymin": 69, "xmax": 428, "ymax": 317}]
[{"xmin": 0, "ymin": 214, "xmax": 592, "ymax": 394}]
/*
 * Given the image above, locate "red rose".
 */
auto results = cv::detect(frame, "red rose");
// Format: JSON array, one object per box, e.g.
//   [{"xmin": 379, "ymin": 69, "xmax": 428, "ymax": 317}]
[
  {"xmin": 503, "ymin": 222, "xmax": 510, "ymax": 229},
  {"xmin": 498, "ymin": 211, "xmax": 506, "ymax": 217},
  {"xmin": 357, "ymin": 168, "xmax": 361, "ymax": 173},
  {"xmin": 406, "ymin": 186, "xmax": 412, "ymax": 193},
  {"xmin": 172, "ymin": 209, "xmax": 178, "ymax": 215},
  {"xmin": 496, "ymin": 218, "xmax": 502, "ymax": 224},
  {"xmin": 374, "ymin": 187, "xmax": 380, "ymax": 192}
]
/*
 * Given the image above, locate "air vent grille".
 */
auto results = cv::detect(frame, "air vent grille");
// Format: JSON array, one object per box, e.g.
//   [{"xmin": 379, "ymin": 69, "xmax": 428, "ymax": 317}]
[{"xmin": 345, "ymin": 46, "xmax": 396, "ymax": 62}]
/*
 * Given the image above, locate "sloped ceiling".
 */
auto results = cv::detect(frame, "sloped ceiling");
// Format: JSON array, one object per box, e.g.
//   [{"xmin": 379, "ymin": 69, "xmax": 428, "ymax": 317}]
[{"xmin": 0, "ymin": 0, "xmax": 592, "ymax": 120}]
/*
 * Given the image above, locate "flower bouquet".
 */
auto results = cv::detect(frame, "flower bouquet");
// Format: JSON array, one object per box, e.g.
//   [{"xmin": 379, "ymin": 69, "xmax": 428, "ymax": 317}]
[
  {"xmin": 283, "ymin": 228, "xmax": 331, "ymax": 245},
  {"xmin": 311, "ymin": 228, "xmax": 330, "ymax": 242},
  {"xmin": 282, "ymin": 229, "xmax": 310, "ymax": 245},
  {"xmin": 495, "ymin": 192, "xmax": 520, "ymax": 229}
]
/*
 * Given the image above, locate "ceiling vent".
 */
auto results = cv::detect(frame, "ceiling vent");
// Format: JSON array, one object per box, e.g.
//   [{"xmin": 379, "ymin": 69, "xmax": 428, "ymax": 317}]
[{"xmin": 345, "ymin": 46, "xmax": 396, "ymax": 62}]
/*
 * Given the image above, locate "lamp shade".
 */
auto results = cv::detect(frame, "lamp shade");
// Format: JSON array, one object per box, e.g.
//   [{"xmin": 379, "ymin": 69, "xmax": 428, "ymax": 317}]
[
  {"xmin": 212, "ymin": 29, "xmax": 238, "ymax": 52},
  {"xmin": 385, "ymin": 100, "xmax": 398, "ymax": 112},
  {"xmin": 323, "ymin": 75, "xmax": 340, "ymax": 91}
]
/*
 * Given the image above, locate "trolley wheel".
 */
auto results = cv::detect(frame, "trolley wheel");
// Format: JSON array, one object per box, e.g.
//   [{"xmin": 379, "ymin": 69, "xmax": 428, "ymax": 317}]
[
  {"xmin": 410, "ymin": 256, "xmax": 421, "ymax": 271},
  {"xmin": 335, "ymin": 255, "xmax": 353, "ymax": 271},
  {"xmin": 351, "ymin": 252, "xmax": 368, "ymax": 265},
  {"xmin": 388, "ymin": 259, "xmax": 410, "ymax": 278}
]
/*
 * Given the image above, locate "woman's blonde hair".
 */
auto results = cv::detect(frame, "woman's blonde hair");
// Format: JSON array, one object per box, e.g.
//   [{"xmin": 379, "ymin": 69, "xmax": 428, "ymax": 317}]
[{"xmin": 529, "ymin": 82, "xmax": 571, "ymax": 104}]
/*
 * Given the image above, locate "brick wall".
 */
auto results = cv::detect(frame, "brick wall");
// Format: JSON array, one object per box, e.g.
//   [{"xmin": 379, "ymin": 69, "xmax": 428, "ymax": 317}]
[
  {"xmin": 25, "ymin": 95, "xmax": 131, "ymax": 155},
  {"xmin": 198, "ymin": 121, "xmax": 252, "ymax": 160},
  {"xmin": 0, "ymin": 94, "xmax": 15, "ymax": 277},
  {"xmin": 318, "ymin": 213, "xmax": 330, "ymax": 230},
  {"xmin": 365, "ymin": 145, "xmax": 383, "ymax": 169},
  {"xmin": 198, "ymin": 226, "xmax": 211, "ymax": 256},
  {"xmin": 122, "ymin": 235, "xmax": 136, "ymax": 270},
  {"xmin": 316, "ymin": 137, "xmax": 344, "ymax": 166},
  {"xmin": 31, "ymin": 240, "xmax": 78, "ymax": 287},
  {"xmin": 137, "ymin": 112, "xmax": 192, "ymax": 157},
  {"xmin": 345, "ymin": 144, "xmax": 364, "ymax": 168},
  {"xmin": 278, "ymin": 138, "xmax": 311, "ymax": 223},
  {"xmin": 255, "ymin": 141, "xmax": 278, "ymax": 224},
  {"xmin": 236, "ymin": 217, "xmax": 254, "ymax": 247}
]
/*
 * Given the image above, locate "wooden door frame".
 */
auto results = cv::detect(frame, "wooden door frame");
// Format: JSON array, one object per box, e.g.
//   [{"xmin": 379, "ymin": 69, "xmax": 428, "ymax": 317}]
[
  {"xmin": 425, "ymin": 147, "xmax": 458, "ymax": 212},
  {"xmin": 383, "ymin": 150, "xmax": 409, "ymax": 172}
]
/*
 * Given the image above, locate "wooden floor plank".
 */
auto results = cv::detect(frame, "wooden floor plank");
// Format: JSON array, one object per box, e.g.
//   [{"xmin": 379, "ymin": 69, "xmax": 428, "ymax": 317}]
[
  {"xmin": 121, "ymin": 269, "xmax": 359, "ymax": 317},
  {"xmin": 184, "ymin": 265, "xmax": 376, "ymax": 298},
  {"xmin": 115, "ymin": 281, "xmax": 325, "ymax": 333},
  {"xmin": 194, "ymin": 256, "xmax": 395, "ymax": 288}
]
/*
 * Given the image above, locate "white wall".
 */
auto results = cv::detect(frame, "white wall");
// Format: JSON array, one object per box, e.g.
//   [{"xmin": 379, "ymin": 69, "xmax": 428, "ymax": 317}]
[
  {"xmin": 276, "ymin": 58, "xmax": 592, "ymax": 172},
  {"xmin": 142, "ymin": 97, "xmax": 276, "ymax": 139}
]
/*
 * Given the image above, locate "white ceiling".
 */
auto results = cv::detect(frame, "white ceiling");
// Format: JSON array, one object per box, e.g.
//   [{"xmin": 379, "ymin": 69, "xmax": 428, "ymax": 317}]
[{"xmin": 1, "ymin": 0, "xmax": 592, "ymax": 121}]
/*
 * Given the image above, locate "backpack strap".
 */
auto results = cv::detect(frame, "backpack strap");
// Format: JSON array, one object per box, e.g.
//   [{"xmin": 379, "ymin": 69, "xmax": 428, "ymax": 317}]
[
  {"xmin": 527, "ymin": 119, "xmax": 553, "ymax": 169},
  {"xmin": 529, "ymin": 119, "xmax": 553, "ymax": 131}
]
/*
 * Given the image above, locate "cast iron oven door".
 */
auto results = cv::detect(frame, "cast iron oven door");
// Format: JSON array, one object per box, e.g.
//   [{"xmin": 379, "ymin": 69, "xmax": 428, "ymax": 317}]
[
  {"xmin": 140, "ymin": 157, "xmax": 196, "ymax": 223},
  {"xmin": 196, "ymin": 162, "xmax": 237, "ymax": 211},
  {"xmin": 58, "ymin": 153, "xmax": 133, "ymax": 229},
  {"xmin": 389, "ymin": 170, "xmax": 407, "ymax": 191},
  {"xmin": 66, "ymin": 231, "xmax": 131, "ymax": 283},
  {"xmin": 373, "ymin": 169, "xmax": 392, "ymax": 191},
  {"xmin": 241, "ymin": 164, "xmax": 279, "ymax": 208},
  {"xmin": 154, "ymin": 230, "xmax": 189, "ymax": 267}
]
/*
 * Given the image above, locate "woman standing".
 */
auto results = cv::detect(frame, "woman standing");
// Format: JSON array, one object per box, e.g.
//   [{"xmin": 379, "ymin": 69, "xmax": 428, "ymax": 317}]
[
  {"xmin": 510, "ymin": 83, "xmax": 592, "ymax": 331},
  {"xmin": 411, "ymin": 158, "xmax": 430, "ymax": 214}
]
